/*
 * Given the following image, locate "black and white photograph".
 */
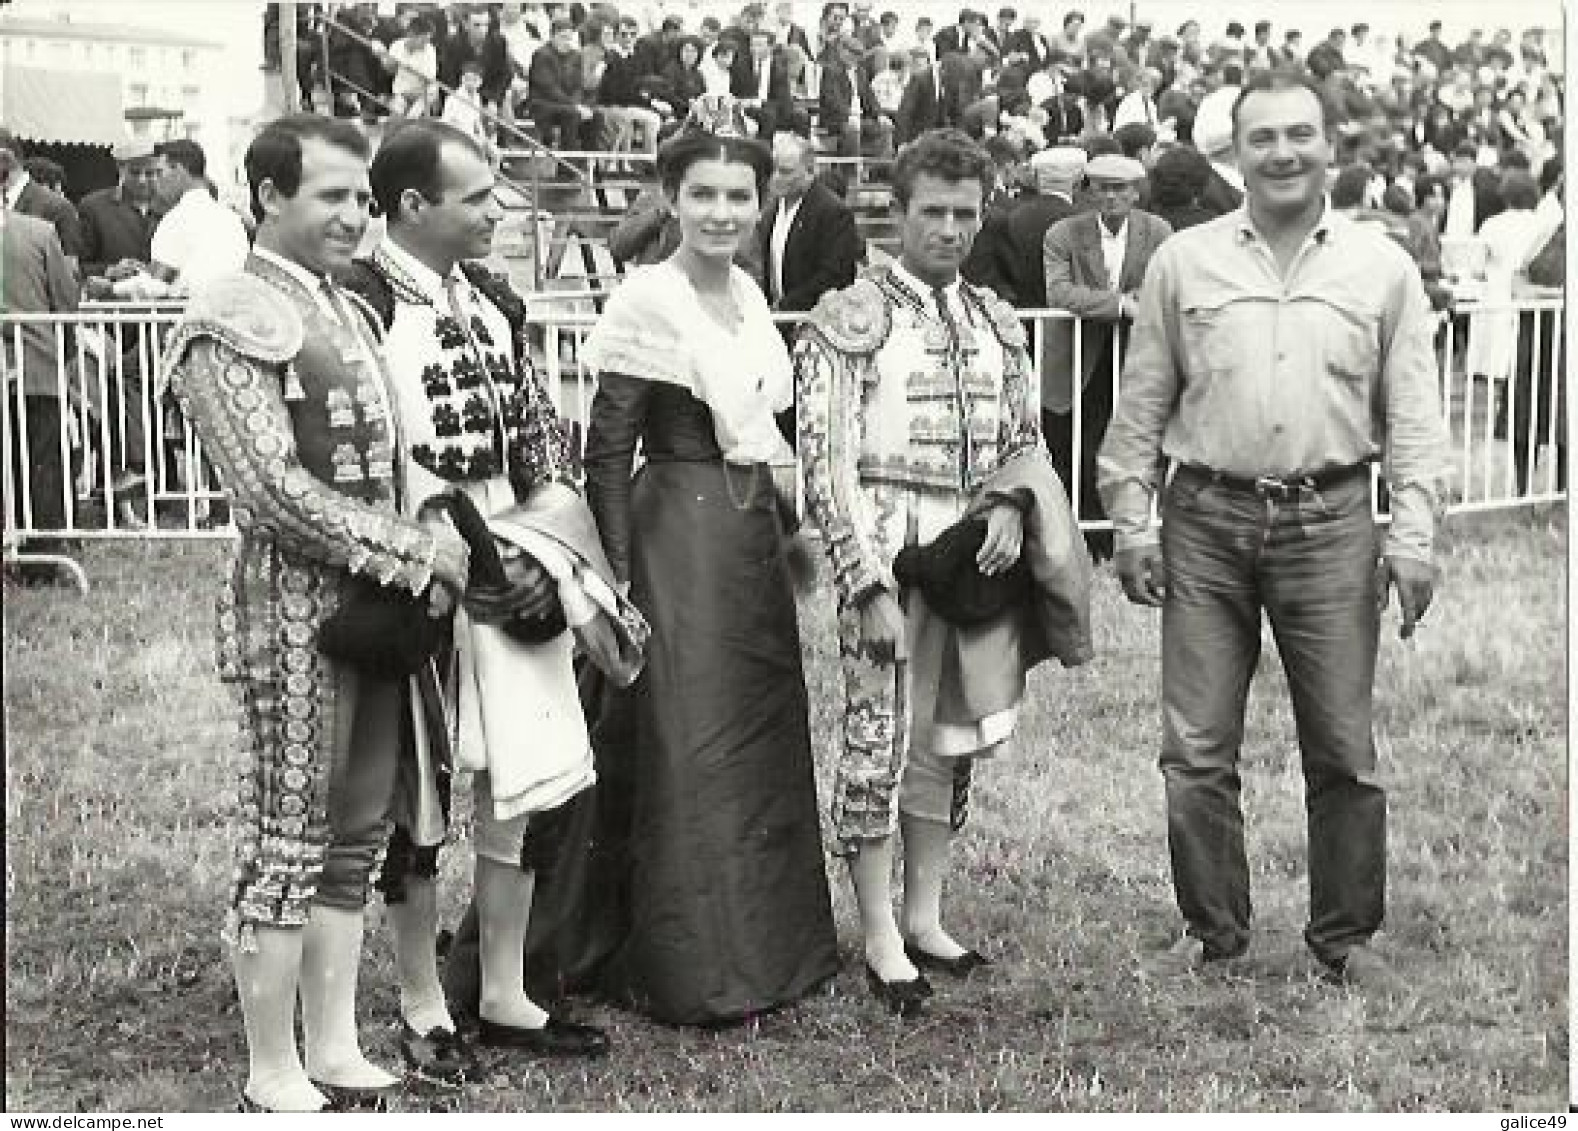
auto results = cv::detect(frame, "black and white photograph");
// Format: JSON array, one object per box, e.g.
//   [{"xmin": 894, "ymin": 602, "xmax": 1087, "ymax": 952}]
[{"xmin": 1, "ymin": 0, "xmax": 1567, "ymax": 1114}]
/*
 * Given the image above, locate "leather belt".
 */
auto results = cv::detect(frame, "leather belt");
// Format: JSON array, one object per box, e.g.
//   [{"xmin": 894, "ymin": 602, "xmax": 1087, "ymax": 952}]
[{"xmin": 1174, "ymin": 461, "xmax": 1371, "ymax": 503}]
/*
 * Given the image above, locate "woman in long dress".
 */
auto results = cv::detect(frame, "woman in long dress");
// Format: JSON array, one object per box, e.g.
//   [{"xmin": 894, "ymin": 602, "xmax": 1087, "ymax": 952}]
[{"xmin": 566, "ymin": 97, "xmax": 840, "ymax": 1025}]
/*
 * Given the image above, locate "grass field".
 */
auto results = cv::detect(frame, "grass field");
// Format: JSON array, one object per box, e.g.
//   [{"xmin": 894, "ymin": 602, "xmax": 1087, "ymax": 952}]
[{"xmin": 3, "ymin": 504, "xmax": 1567, "ymax": 1113}]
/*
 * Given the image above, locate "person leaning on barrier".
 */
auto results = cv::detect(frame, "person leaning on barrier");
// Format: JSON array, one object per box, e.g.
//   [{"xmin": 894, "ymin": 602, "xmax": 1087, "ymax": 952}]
[
  {"xmin": 161, "ymin": 114, "xmax": 472, "ymax": 1113},
  {"xmin": 1097, "ymin": 70, "xmax": 1451, "ymax": 990},
  {"xmin": 1040, "ymin": 152, "xmax": 1171, "ymax": 563}
]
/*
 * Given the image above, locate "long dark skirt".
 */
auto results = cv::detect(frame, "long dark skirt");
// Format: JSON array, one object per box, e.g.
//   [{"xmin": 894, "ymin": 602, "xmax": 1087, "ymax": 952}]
[{"xmin": 445, "ymin": 460, "xmax": 839, "ymax": 1025}]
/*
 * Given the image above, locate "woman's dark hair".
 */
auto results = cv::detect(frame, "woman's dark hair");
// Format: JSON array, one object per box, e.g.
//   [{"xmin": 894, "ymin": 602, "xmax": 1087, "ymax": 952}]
[
  {"xmin": 889, "ymin": 128, "xmax": 994, "ymax": 209},
  {"xmin": 370, "ymin": 119, "xmax": 485, "ymax": 220},
  {"xmin": 656, "ymin": 129, "xmax": 771, "ymax": 197},
  {"xmin": 245, "ymin": 113, "xmax": 370, "ymax": 223},
  {"xmin": 1500, "ymin": 169, "xmax": 1540, "ymax": 210}
]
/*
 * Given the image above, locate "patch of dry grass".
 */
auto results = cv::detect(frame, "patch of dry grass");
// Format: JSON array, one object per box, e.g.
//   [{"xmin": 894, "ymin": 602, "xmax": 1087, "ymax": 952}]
[{"xmin": 3, "ymin": 506, "xmax": 1567, "ymax": 1112}]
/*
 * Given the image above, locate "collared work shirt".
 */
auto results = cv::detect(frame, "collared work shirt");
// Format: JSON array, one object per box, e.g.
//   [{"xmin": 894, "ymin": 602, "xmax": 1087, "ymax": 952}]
[{"xmin": 1097, "ymin": 206, "xmax": 1449, "ymax": 563}]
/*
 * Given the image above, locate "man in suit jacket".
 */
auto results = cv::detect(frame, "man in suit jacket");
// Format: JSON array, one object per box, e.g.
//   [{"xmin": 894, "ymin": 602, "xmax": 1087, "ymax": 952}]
[
  {"xmin": 1042, "ymin": 154, "xmax": 1172, "ymax": 560},
  {"xmin": 1006, "ymin": 13, "xmax": 1053, "ymax": 71},
  {"xmin": 819, "ymin": 35, "xmax": 894, "ymax": 157},
  {"xmin": 0, "ymin": 130, "xmax": 83, "ymax": 272},
  {"xmin": 759, "ymin": 132, "xmax": 862, "ymax": 330},
  {"xmin": 733, "ymin": 29, "xmax": 805, "ymax": 139},
  {"xmin": 993, "ymin": 145, "xmax": 1086, "ymax": 308},
  {"xmin": 934, "ymin": 10, "xmax": 987, "ymax": 59}
]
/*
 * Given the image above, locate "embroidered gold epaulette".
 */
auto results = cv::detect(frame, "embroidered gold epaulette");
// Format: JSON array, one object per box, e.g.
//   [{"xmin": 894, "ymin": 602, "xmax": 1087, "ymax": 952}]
[
  {"xmin": 804, "ymin": 278, "xmax": 891, "ymax": 355},
  {"xmin": 167, "ymin": 273, "xmax": 304, "ymax": 366},
  {"xmin": 965, "ymin": 283, "xmax": 1028, "ymax": 352}
]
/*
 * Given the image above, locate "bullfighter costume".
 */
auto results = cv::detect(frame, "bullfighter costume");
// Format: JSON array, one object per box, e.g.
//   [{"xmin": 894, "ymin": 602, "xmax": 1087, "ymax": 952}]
[
  {"xmin": 344, "ymin": 241, "xmax": 646, "ymax": 883},
  {"xmin": 796, "ymin": 261, "xmax": 1092, "ymax": 855},
  {"xmin": 162, "ymin": 248, "xmax": 470, "ymax": 950}
]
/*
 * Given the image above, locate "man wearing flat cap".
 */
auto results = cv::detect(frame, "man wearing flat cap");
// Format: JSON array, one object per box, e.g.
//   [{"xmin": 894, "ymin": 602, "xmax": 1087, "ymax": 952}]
[
  {"xmin": 1042, "ymin": 152, "xmax": 1170, "ymax": 561},
  {"xmin": 78, "ymin": 139, "xmax": 167, "ymax": 282}
]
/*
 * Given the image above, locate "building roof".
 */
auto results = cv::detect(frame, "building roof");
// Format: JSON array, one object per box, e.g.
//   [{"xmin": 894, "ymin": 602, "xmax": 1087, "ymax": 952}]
[
  {"xmin": 1, "ymin": 64, "xmax": 127, "ymax": 146},
  {"xmin": 0, "ymin": 15, "xmax": 222, "ymax": 51}
]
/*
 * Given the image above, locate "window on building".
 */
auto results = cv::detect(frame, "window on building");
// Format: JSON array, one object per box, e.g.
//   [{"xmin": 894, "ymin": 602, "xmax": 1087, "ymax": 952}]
[
  {"xmin": 182, "ymin": 48, "xmax": 197, "ymax": 71},
  {"xmin": 129, "ymin": 83, "xmax": 149, "ymax": 105},
  {"xmin": 82, "ymin": 42, "xmax": 94, "ymax": 62},
  {"xmin": 131, "ymin": 118, "xmax": 150, "ymax": 138},
  {"xmin": 182, "ymin": 85, "xmax": 201, "ymax": 103},
  {"xmin": 129, "ymin": 46, "xmax": 146, "ymax": 68}
]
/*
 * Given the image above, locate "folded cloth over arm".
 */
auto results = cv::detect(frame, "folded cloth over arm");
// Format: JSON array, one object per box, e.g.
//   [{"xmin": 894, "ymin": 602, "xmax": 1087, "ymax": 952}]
[
  {"xmin": 907, "ymin": 446, "xmax": 1095, "ymax": 747},
  {"xmin": 446, "ymin": 482, "xmax": 650, "ymax": 825}
]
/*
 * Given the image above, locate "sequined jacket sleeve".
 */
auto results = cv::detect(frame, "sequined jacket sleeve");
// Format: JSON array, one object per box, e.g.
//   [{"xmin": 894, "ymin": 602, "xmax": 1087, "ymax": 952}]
[
  {"xmin": 793, "ymin": 322, "xmax": 891, "ymax": 611},
  {"xmin": 169, "ymin": 334, "xmax": 466, "ymax": 596}
]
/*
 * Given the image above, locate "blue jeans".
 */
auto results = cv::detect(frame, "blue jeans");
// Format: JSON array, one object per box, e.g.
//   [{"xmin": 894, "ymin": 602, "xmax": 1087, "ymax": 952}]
[{"xmin": 1159, "ymin": 467, "xmax": 1385, "ymax": 968}]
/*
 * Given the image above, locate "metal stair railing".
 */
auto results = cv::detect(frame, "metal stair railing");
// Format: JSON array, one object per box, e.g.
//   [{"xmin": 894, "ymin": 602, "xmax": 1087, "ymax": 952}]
[{"xmin": 318, "ymin": 11, "xmax": 592, "ymax": 290}]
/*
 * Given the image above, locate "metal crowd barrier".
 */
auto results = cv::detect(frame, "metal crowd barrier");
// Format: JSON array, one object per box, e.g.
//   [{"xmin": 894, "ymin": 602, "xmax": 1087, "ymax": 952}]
[{"xmin": 2, "ymin": 295, "xmax": 1567, "ymax": 589}]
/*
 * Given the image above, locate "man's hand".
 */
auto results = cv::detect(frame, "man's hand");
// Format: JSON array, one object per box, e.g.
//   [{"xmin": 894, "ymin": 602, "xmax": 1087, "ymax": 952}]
[
  {"xmin": 1377, "ymin": 554, "xmax": 1436, "ymax": 639},
  {"xmin": 858, "ymin": 591, "xmax": 908, "ymax": 664},
  {"xmin": 976, "ymin": 503, "xmax": 1024, "ymax": 576},
  {"xmin": 464, "ymin": 552, "xmax": 559, "ymax": 625},
  {"xmin": 1116, "ymin": 543, "xmax": 1167, "ymax": 607}
]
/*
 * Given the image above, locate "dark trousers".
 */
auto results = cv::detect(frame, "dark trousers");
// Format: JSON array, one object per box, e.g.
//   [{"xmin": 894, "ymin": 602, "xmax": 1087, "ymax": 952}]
[
  {"xmin": 1509, "ymin": 309, "xmax": 1567, "ymax": 495},
  {"xmin": 1041, "ymin": 342, "xmax": 1117, "ymax": 561},
  {"xmin": 1158, "ymin": 468, "xmax": 1385, "ymax": 969},
  {"xmin": 6, "ymin": 392, "xmax": 73, "ymax": 533},
  {"xmin": 532, "ymin": 103, "xmax": 601, "ymax": 150}
]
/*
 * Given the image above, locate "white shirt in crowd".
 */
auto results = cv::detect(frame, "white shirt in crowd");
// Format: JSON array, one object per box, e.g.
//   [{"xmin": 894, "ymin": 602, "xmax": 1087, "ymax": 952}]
[
  {"xmin": 768, "ymin": 193, "xmax": 803, "ymax": 304},
  {"xmin": 1112, "ymin": 89, "xmax": 1157, "ymax": 130},
  {"xmin": 699, "ymin": 55, "xmax": 733, "ymax": 96},
  {"xmin": 388, "ymin": 38, "xmax": 438, "ymax": 102},
  {"xmin": 1099, "ymin": 217, "xmax": 1129, "ymax": 292},
  {"xmin": 150, "ymin": 186, "xmax": 250, "ymax": 290},
  {"xmin": 441, "ymin": 89, "xmax": 490, "ymax": 146},
  {"xmin": 1445, "ymin": 176, "xmax": 1478, "ymax": 237}
]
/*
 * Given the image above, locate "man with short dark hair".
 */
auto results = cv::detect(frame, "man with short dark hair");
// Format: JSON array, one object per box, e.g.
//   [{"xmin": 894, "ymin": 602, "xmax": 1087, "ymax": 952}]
[
  {"xmin": 1099, "ymin": 71, "xmax": 1449, "ymax": 990},
  {"xmin": 150, "ymin": 139, "xmax": 250, "ymax": 290},
  {"xmin": 819, "ymin": 34, "xmax": 894, "ymax": 156},
  {"xmin": 164, "ymin": 113, "xmax": 473, "ymax": 1113},
  {"xmin": 798, "ymin": 129, "xmax": 1080, "ymax": 1019},
  {"xmin": 1414, "ymin": 20, "xmax": 1454, "ymax": 75},
  {"xmin": 528, "ymin": 17, "xmax": 600, "ymax": 150},
  {"xmin": 345, "ymin": 119, "xmax": 610, "ymax": 1071},
  {"xmin": 735, "ymin": 26, "xmax": 804, "ymax": 138},
  {"xmin": 0, "ymin": 130, "xmax": 82, "ymax": 271}
]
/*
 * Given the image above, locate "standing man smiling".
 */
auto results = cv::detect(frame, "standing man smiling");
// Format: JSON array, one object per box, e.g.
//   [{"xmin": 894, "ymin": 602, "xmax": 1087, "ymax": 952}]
[
  {"xmin": 163, "ymin": 115, "xmax": 471, "ymax": 1112},
  {"xmin": 1098, "ymin": 72, "xmax": 1449, "ymax": 986}
]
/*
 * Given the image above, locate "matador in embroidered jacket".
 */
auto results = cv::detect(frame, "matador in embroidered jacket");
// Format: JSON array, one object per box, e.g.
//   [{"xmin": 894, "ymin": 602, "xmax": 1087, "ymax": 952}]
[
  {"xmin": 163, "ymin": 249, "xmax": 470, "ymax": 948},
  {"xmin": 795, "ymin": 259, "xmax": 1043, "ymax": 855}
]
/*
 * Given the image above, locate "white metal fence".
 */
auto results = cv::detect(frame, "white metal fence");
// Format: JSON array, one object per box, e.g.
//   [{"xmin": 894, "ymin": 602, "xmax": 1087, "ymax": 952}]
[{"xmin": 2, "ymin": 296, "xmax": 1566, "ymax": 587}]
